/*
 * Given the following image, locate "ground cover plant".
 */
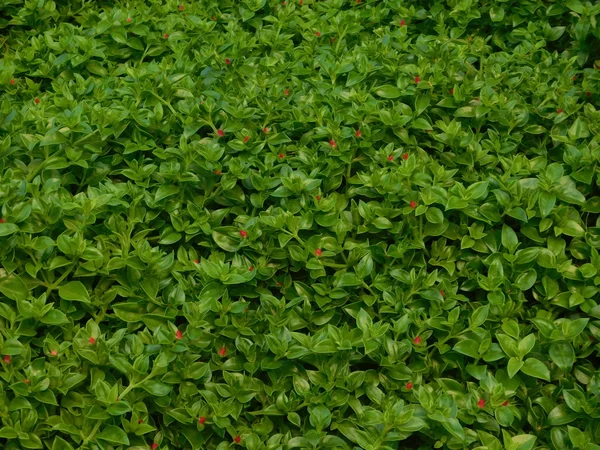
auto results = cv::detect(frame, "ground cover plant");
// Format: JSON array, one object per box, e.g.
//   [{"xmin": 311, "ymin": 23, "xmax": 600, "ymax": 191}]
[{"xmin": 1, "ymin": 0, "xmax": 600, "ymax": 449}]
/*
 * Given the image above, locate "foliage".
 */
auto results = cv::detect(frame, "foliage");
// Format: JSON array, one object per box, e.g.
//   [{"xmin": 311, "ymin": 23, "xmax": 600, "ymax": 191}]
[{"xmin": 1, "ymin": 0, "xmax": 600, "ymax": 449}]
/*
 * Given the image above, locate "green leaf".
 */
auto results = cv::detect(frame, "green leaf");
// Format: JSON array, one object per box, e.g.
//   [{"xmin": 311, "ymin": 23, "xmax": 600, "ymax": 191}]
[
  {"xmin": 520, "ymin": 358, "xmax": 550, "ymax": 381},
  {"xmin": 58, "ymin": 281, "xmax": 90, "ymax": 303},
  {"xmin": 97, "ymin": 425, "xmax": 130, "ymax": 445},
  {"xmin": 0, "ymin": 223, "xmax": 19, "ymax": 236},
  {"xmin": 549, "ymin": 342, "xmax": 575, "ymax": 373},
  {"xmin": 374, "ymin": 85, "xmax": 402, "ymax": 98},
  {"xmin": 0, "ymin": 275, "xmax": 29, "ymax": 301}
]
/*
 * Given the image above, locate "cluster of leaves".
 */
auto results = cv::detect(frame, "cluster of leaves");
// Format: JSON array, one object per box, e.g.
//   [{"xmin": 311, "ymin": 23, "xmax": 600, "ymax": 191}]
[{"xmin": 1, "ymin": 0, "xmax": 600, "ymax": 449}]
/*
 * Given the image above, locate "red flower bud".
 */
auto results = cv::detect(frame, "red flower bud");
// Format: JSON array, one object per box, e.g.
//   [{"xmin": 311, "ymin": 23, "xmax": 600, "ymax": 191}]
[
  {"xmin": 234, "ymin": 436, "xmax": 241, "ymax": 444},
  {"xmin": 218, "ymin": 347, "xmax": 226, "ymax": 356},
  {"xmin": 3, "ymin": 355, "xmax": 10, "ymax": 364},
  {"xmin": 586, "ymin": 92, "xmax": 591, "ymax": 97},
  {"xmin": 179, "ymin": 5, "xmax": 184, "ymax": 10},
  {"xmin": 9, "ymin": 79, "xmax": 15, "ymax": 85},
  {"xmin": 240, "ymin": 230, "xmax": 248, "ymax": 238},
  {"xmin": 299, "ymin": 0, "xmax": 303, "ymax": 4},
  {"xmin": 215, "ymin": 170, "xmax": 221, "ymax": 175},
  {"xmin": 410, "ymin": 201, "xmax": 417, "ymax": 209},
  {"xmin": 276, "ymin": 281, "xmax": 282, "ymax": 287},
  {"xmin": 217, "ymin": 129, "xmax": 225, "ymax": 137},
  {"xmin": 194, "ymin": 259, "xmax": 199, "ymax": 263},
  {"xmin": 263, "ymin": 127, "xmax": 268, "ymax": 133},
  {"xmin": 355, "ymin": 129, "xmax": 361, "ymax": 137},
  {"xmin": 557, "ymin": 108, "xmax": 563, "ymax": 114},
  {"xmin": 51, "ymin": 350, "xmax": 57, "ymax": 356},
  {"xmin": 406, "ymin": 381, "xmax": 413, "ymax": 390},
  {"xmin": 440, "ymin": 290, "xmax": 444, "ymax": 296},
  {"xmin": 176, "ymin": 330, "xmax": 183, "ymax": 340},
  {"xmin": 163, "ymin": 33, "xmax": 169, "ymax": 39},
  {"xmin": 0, "ymin": 218, "xmax": 5, "ymax": 223},
  {"xmin": 413, "ymin": 336, "xmax": 421, "ymax": 345},
  {"xmin": 225, "ymin": 58, "xmax": 231, "ymax": 65},
  {"xmin": 35, "ymin": 98, "xmax": 40, "ymax": 104},
  {"xmin": 387, "ymin": 155, "xmax": 393, "ymax": 161},
  {"xmin": 449, "ymin": 89, "xmax": 453, "ymax": 94},
  {"xmin": 199, "ymin": 416, "xmax": 206, "ymax": 424},
  {"xmin": 89, "ymin": 337, "xmax": 96, "ymax": 344},
  {"xmin": 249, "ymin": 266, "xmax": 254, "ymax": 272},
  {"xmin": 138, "ymin": 419, "xmax": 144, "ymax": 423},
  {"xmin": 151, "ymin": 444, "xmax": 159, "ymax": 450},
  {"xmin": 315, "ymin": 248, "xmax": 322, "ymax": 257},
  {"xmin": 331, "ymin": 37, "xmax": 335, "ymax": 43},
  {"xmin": 243, "ymin": 136, "xmax": 249, "ymax": 143},
  {"xmin": 400, "ymin": 19, "xmax": 406, "ymax": 26},
  {"xmin": 329, "ymin": 139, "xmax": 336, "ymax": 147},
  {"xmin": 415, "ymin": 76, "xmax": 421, "ymax": 84},
  {"xmin": 126, "ymin": 17, "xmax": 131, "ymax": 23},
  {"xmin": 478, "ymin": 399, "xmax": 485, "ymax": 408},
  {"xmin": 24, "ymin": 379, "xmax": 30, "ymax": 384},
  {"xmin": 285, "ymin": 89, "xmax": 289, "ymax": 96},
  {"xmin": 315, "ymin": 195, "xmax": 321, "ymax": 201},
  {"xmin": 502, "ymin": 400, "xmax": 509, "ymax": 406},
  {"xmin": 316, "ymin": 31, "xmax": 321, "ymax": 37},
  {"xmin": 278, "ymin": 153, "xmax": 284, "ymax": 159},
  {"xmin": 402, "ymin": 153, "xmax": 408, "ymax": 160}
]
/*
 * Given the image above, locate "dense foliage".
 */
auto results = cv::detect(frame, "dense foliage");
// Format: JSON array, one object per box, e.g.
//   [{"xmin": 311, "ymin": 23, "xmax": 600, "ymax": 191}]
[{"xmin": 2, "ymin": 0, "xmax": 600, "ymax": 449}]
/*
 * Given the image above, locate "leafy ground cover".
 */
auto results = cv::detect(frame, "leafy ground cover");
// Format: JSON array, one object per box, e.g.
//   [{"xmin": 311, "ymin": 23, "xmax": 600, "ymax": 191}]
[{"xmin": 1, "ymin": 0, "xmax": 600, "ymax": 449}]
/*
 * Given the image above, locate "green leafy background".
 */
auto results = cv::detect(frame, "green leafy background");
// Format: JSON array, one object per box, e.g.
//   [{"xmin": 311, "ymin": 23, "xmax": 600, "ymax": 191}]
[{"xmin": 1, "ymin": 0, "xmax": 600, "ymax": 449}]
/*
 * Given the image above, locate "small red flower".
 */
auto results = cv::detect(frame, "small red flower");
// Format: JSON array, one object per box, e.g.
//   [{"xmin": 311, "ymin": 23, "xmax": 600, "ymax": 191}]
[
  {"xmin": 468, "ymin": 37, "xmax": 472, "ymax": 41},
  {"xmin": 225, "ymin": 58, "xmax": 231, "ymax": 65},
  {"xmin": 151, "ymin": 444, "xmax": 159, "ymax": 450},
  {"xmin": 194, "ymin": 259, "xmax": 199, "ymax": 263},
  {"xmin": 218, "ymin": 347, "xmax": 227, "ymax": 356},
  {"xmin": 400, "ymin": 19, "xmax": 406, "ymax": 26},
  {"xmin": 285, "ymin": 89, "xmax": 289, "ymax": 96},
  {"xmin": 276, "ymin": 281, "xmax": 282, "ymax": 287},
  {"xmin": 51, "ymin": 350, "xmax": 57, "ymax": 356},
  {"xmin": 176, "ymin": 330, "xmax": 183, "ymax": 340},
  {"xmin": 356, "ymin": 0, "xmax": 360, "ymax": 3},
  {"xmin": 557, "ymin": 108, "xmax": 563, "ymax": 114},
  {"xmin": 329, "ymin": 139, "xmax": 336, "ymax": 147},
  {"xmin": 179, "ymin": 5, "xmax": 184, "ymax": 10},
  {"xmin": 387, "ymin": 155, "xmax": 393, "ymax": 161},
  {"xmin": 215, "ymin": 170, "xmax": 221, "ymax": 175},
  {"xmin": 299, "ymin": 0, "xmax": 303, "ymax": 4},
  {"xmin": 263, "ymin": 127, "xmax": 268, "ymax": 133},
  {"xmin": 586, "ymin": 92, "xmax": 591, "ymax": 97},
  {"xmin": 402, "ymin": 153, "xmax": 409, "ymax": 160},
  {"xmin": 243, "ymin": 136, "xmax": 249, "ymax": 143},
  {"xmin": 234, "ymin": 436, "xmax": 241, "ymax": 444},
  {"xmin": 413, "ymin": 336, "xmax": 421, "ymax": 345},
  {"xmin": 138, "ymin": 419, "xmax": 144, "ymax": 423},
  {"xmin": 89, "ymin": 337, "xmax": 96, "ymax": 344},
  {"xmin": 316, "ymin": 31, "xmax": 321, "ymax": 37},
  {"xmin": 331, "ymin": 37, "xmax": 335, "ymax": 43},
  {"xmin": 212, "ymin": 16, "xmax": 217, "ymax": 20},
  {"xmin": 415, "ymin": 76, "xmax": 421, "ymax": 84},
  {"xmin": 282, "ymin": 1, "xmax": 287, "ymax": 4},
  {"xmin": 24, "ymin": 379, "xmax": 30, "ymax": 384},
  {"xmin": 502, "ymin": 400, "xmax": 509, "ymax": 406},
  {"xmin": 406, "ymin": 381, "xmax": 413, "ymax": 390},
  {"xmin": 35, "ymin": 98, "xmax": 40, "ymax": 104},
  {"xmin": 249, "ymin": 266, "xmax": 254, "ymax": 272},
  {"xmin": 478, "ymin": 399, "xmax": 485, "ymax": 408},
  {"xmin": 315, "ymin": 248, "xmax": 322, "ymax": 257},
  {"xmin": 163, "ymin": 33, "xmax": 169, "ymax": 39},
  {"xmin": 315, "ymin": 195, "xmax": 321, "ymax": 201},
  {"xmin": 440, "ymin": 290, "xmax": 444, "ymax": 296},
  {"xmin": 240, "ymin": 230, "xmax": 248, "ymax": 238},
  {"xmin": 0, "ymin": 218, "xmax": 5, "ymax": 223},
  {"xmin": 355, "ymin": 129, "xmax": 361, "ymax": 137},
  {"xmin": 217, "ymin": 129, "xmax": 225, "ymax": 137},
  {"xmin": 3, "ymin": 355, "xmax": 10, "ymax": 364},
  {"xmin": 410, "ymin": 201, "xmax": 417, "ymax": 209},
  {"xmin": 126, "ymin": 17, "xmax": 132, "ymax": 23},
  {"xmin": 199, "ymin": 416, "xmax": 206, "ymax": 424},
  {"xmin": 278, "ymin": 153, "xmax": 284, "ymax": 159},
  {"xmin": 449, "ymin": 89, "xmax": 453, "ymax": 94},
  {"xmin": 9, "ymin": 79, "xmax": 15, "ymax": 85},
  {"xmin": 475, "ymin": 97, "xmax": 479, "ymax": 101}
]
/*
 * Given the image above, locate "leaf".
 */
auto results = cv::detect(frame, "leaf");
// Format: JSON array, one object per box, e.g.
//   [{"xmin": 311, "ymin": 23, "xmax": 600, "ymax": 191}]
[
  {"xmin": 58, "ymin": 281, "xmax": 90, "ymax": 303},
  {"xmin": 521, "ymin": 358, "xmax": 550, "ymax": 381},
  {"xmin": 0, "ymin": 275, "xmax": 29, "ymax": 301},
  {"xmin": 97, "ymin": 426, "xmax": 130, "ymax": 445},
  {"xmin": 374, "ymin": 85, "xmax": 402, "ymax": 98},
  {"xmin": 549, "ymin": 342, "xmax": 575, "ymax": 372},
  {"xmin": 140, "ymin": 380, "xmax": 173, "ymax": 396},
  {"xmin": 0, "ymin": 223, "xmax": 19, "ymax": 237}
]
